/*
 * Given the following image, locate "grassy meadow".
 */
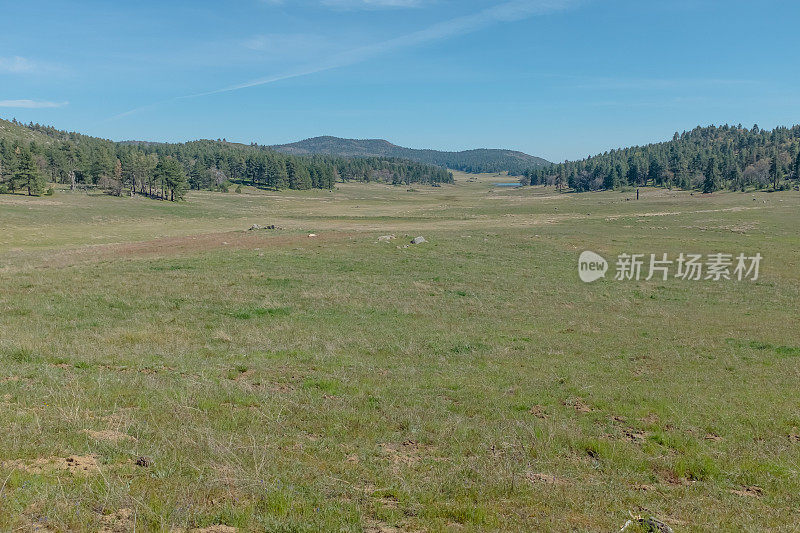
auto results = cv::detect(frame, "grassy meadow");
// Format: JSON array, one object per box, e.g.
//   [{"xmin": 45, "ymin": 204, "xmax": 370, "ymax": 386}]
[{"xmin": 1, "ymin": 173, "xmax": 799, "ymax": 531}]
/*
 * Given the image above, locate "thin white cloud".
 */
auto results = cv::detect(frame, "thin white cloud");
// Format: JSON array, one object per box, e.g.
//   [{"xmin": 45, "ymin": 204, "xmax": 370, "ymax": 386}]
[
  {"xmin": 111, "ymin": 0, "xmax": 576, "ymax": 119},
  {"xmin": 565, "ymin": 76, "xmax": 759, "ymax": 91},
  {"xmin": 0, "ymin": 56, "xmax": 38, "ymax": 74},
  {"xmin": 243, "ymin": 33, "xmax": 332, "ymax": 54},
  {"xmin": 0, "ymin": 99, "xmax": 68, "ymax": 108},
  {"xmin": 263, "ymin": 0, "xmax": 425, "ymax": 7},
  {"xmin": 0, "ymin": 56, "xmax": 64, "ymax": 75},
  {"xmin": 191, "ymin": 0, "xmax": 575, "ymax": 97},
  {"xmin": 321, "ymin": 0, "xmax": 425, "ymax": 8}
]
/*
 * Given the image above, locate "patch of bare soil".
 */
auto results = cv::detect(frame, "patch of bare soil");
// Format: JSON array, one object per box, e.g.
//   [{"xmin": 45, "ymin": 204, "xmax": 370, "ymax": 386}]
[
  {"xmin": 0, "ymin": 375, "xmax": 28, "ymax": 383},
  {"xmin": 529, "ymin": 405, "xmax": 548, "ymax": 418},
  {"xmin": 364, "ymin": 519, "xmax": 400, "ymax": 533},
  {"xmin": 190, "ymin": 526, "xmax": 238, "ymax": 533},
  {"xmin": 563, "ymin": 397, "xmax": 593, "ymax": 413},
  {"xmin": 639, "ymin": 413, "xmax": 660, "ymax": 425},
  {"xmin": 18, "ymin": 515, "xmax": 57, "ymax": 532},
  {"xmin": 621, "ymin": 429, "xmax": 649, "ymax": 443},
  {"xmin": 233, "ymin": 369, "xmax": 255, "ymax": 382},
  {"xmin": 658, "ymin": 469, "xmax": 692, "ymax": 487},
  {"xmin": 97, "ymin": 508, "xmax": 135, "ymax": 533},
  {"xmin": 2, "ymin": 454, "xmax": 99, "ymax": 475},
  {"xmin": 269, "ymin": 383, "xmax": 295, "ymax": 393},
  {"xmin": 85, "ymin": 429, "xmax": 135, "ymax": 443},
  {"xmin": 376, "ymin": 495, "xmax": 399, "ymax": 509},
  {"xmin": 605, "ymin": 205, "xmax": 766, "ymax": 222},
  {"xmin": 39, "ymin": 230, "xmax": 355, "ymax": 271},
  {"xmin": 379, "ymin": 440, "xmax": 435, "ymax": 472},
  {"xmin": 730, "ymin": 486, "xmax": 763, "ymax": 498}
]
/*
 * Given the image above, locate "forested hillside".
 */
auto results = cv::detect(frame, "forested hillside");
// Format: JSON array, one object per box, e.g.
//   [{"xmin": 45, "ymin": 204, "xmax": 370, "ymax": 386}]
[
  {"xmin": 0, "ymin": 118, "xmax": 453, "ymax": 200},
  {"xmin": 523, "ymin": 124, "xmax": 800, "ymax": 192},
  {"xmin": 271, "ymin": 136, "xmax": 550, "ymax": 174}
]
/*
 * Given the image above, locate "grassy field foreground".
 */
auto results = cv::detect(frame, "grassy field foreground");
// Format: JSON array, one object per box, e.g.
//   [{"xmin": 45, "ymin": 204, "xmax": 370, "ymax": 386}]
[{"xmin": 0, "ymin": 174, "xmax": 799, "ymax": 531}]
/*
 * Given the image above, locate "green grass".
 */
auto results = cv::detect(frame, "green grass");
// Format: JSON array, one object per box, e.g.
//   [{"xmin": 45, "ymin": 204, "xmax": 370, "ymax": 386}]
[{"xmin": 0, "ymin": 176, "xmax": 799, "ymax": 531}]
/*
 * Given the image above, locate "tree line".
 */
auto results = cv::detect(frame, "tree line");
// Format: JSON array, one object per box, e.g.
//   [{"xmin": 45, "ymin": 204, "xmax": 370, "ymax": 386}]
[
  {"xmin": 0, "ymin": 119, "xmax": 453, "ymax": 200},
  {"xmin": 522, "ymin": 124, "xmax": 800, "ymax": 193}
]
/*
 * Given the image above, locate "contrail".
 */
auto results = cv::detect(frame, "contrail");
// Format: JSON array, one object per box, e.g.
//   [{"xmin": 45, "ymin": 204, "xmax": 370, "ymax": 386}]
[{"xmin": 109, "ymin": 0, "xmax": 575, "ymax": 120}]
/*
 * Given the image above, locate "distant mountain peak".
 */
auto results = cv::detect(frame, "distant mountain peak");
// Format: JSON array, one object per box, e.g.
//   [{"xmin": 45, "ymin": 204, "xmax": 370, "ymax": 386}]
[{"xmin": 270, "ymin": 136, "xmax": 549, "ymax": 174}]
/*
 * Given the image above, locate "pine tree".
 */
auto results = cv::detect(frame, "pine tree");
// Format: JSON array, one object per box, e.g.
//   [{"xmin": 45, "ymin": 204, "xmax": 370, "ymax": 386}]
[
  {"xmin": 794, "ymin": 150, "xmax": 800, "ymax": 180},
  {"xmin": 272, "ymin": 159, "xmax": 289, "ymax": 189},
  {"xmin": 111, "ymin": 158, "xmax": 123, "ymax": 195},
  {"xmin": 154, "ymin": 157, "xmax": 187, "ymax": 201},
  {"xmin": 702, "ymin": 157, "xmax": 720, "ymax": 193},
  {"xmin": 14, "ymin": 148, "xmax": 45, "ymax": 196},
  {"xmin": 770, "ymin": 152, "xmax": 782, "ymax": 190}
]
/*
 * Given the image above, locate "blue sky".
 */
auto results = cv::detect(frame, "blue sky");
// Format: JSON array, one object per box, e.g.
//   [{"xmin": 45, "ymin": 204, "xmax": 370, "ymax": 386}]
[{"xmin": 1, "ymin": 0, "xmax": 799, "ymax": 162}]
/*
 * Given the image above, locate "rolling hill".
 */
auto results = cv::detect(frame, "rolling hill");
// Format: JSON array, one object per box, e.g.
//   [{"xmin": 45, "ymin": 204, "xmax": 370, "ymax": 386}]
[
  {"xmin": 0, "ymin": 117, "xmax": 453, "ymax": 195},
  {"xmin": 271, "ymin": 136, "xmax": 550, "ymax": 175}
]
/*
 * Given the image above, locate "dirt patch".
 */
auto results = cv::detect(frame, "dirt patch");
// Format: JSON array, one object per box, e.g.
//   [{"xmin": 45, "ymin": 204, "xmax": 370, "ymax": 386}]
[
  {"xmin": 364, "ymin": 519, "xmax": 400, "ymax": 533},
  {"xmin": 621, "ymin": 429, "xmax": 649, "ymax": 443},
  {"xmin": 658, "ymin": 469, "xmax": 692, "ymax": 487},
  {"xmin": 376, "ymin": 496, "xmax": 399, "ymax": 509},
  {"xmin": 529, "ymin": 405, "xmax": 548, "ymax": 418},
  {"xmin": 526, "ymin": 472, "xmax": 568, "ymax": 486},
  {"xmin": 98, "ymin": 508, "xmax": 135, "ymax": 533},
  {"xmin": 190, "ymin": 526, "xmax": 237, "ymax": 533},
  {"xmin": 563, "ymin": 397, "xmax": 593, "ymax": 413},
  {"xmin": 2, "ymin": 454, "xmax": 99, "ymax": 475},
  {"xmin": 704, "ymin": 433, "xmax": 723, "ymax": 442},
  {"xmin": 730, "ymin": 486, "xmax": 763, "ymax": 498},
  {"xmin": 639, "ymin": 413, "xmax": 660, "ymax": 425},
  {"xmin": 379, "ymin": 440, "xmax": 435, "ymax": 472},
  {"xmin": 269, "ymin": 383, "xmax": 295, "ymax": 393},
  {"xmin": 85, "ymin": 429, "xmax": 135, "ymax": 443},
  {"xmin": 41, "ymin": 230, "xmax": 354, "ymax": 270},
  {"xmin": 18, "ymin": 515, "xmax": 57, "ymax": 532},
  {"xmin": 62, "ymin": 454, "xmax": 99, "ymax": 474},
  {"xmin": 233, "ymin": 369, "xmax": 255, "ymax": 382},
  {"xmin": 604, "ymin": 206, "xmax": 766, "ymax": 222}
]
